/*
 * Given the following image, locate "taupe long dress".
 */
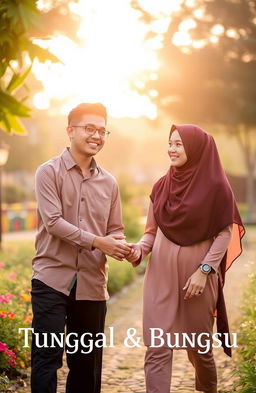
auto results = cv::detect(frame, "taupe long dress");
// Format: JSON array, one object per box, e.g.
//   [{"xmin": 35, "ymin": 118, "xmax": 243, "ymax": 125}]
[{"xmin": 136, "ymin": 202, "xmax": 232, "ymax": 350}]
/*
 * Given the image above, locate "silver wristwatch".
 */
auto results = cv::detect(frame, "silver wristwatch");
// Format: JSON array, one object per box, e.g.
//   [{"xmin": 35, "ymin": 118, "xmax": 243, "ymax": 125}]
[{"xmin": 200, "ymin": 263, "xmax": 212, "ymax": 274}]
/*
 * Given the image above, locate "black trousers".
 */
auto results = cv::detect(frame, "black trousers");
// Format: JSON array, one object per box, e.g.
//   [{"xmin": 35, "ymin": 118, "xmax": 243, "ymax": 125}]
[{"xmin": 31, "ymin": 279, "xmax": 107, "ymax": 393}]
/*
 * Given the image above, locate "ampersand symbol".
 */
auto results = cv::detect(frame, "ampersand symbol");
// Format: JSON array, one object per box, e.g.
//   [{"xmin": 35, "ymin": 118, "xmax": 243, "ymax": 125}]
[{"xmin": 124, "ymin": 328, "xmax": 141, "ymax": 348}]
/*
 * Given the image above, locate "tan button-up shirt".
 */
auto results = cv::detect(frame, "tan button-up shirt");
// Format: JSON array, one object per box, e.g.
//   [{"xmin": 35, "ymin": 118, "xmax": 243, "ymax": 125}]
[{"xmin": 32, "ymin": 148, "xmax": 124, "ymax": 300}]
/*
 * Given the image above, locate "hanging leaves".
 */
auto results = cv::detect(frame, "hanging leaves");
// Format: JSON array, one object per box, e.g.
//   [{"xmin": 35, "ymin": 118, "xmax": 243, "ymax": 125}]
[{"xmin": 0, "ymin": 0, "xmax": 60, "ymax": 135}]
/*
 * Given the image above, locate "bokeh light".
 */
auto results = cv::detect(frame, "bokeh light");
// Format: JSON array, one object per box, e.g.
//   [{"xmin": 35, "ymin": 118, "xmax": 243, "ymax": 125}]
[{"xmin": 32, "ymin": 0, "xmax": 186, "ymax": 118}]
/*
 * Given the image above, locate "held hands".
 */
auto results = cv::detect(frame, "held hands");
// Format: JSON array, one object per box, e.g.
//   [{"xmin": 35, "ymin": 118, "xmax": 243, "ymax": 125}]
[
  {"xmin": 125, "ymin": 244, "xmax": 142, "ymax": 263},
  {"xmin": 93, "ymin": 234, "xmax": 133, "ymax": 261},
  {"xmin": 183, "ymin": 268, "xmax": 207, "ymax": 300}
]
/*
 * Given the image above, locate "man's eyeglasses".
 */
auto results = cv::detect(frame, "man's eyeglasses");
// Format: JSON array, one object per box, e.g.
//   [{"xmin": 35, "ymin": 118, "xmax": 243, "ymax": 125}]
[{"xmin": 71, "ymin": 124, "xmax": 110, "ymax": 138}]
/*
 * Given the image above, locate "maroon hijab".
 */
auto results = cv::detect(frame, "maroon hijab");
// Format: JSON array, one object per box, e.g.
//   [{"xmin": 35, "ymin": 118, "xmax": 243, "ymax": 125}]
[
  {"xmin": 151, "ymin": 124, "xmax": 244, "ymax": 248},
  {"xmin": 150, "ymin": 124, "xmax": 245, "ymax": 356}
]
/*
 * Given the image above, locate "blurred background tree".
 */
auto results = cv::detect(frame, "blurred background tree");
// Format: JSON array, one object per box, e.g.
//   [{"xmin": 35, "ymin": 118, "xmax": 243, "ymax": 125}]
[
  {"xmin": 118, "ymin": 175, "xmax": 143, "ymax": 241},
  {"xmin": 132, "ymin": 0, "xmax": 256, "ymax": 222},
  {"xmin": 2, "ymin": 183, "xmax": 30, "ymax": 203},
  {"xmin": 0, "ymin": 0, "xmax": 79, "ymax": 135},
  {"xmin": 1, "ymin": 0, "xmax": 255, "ymax": 222}
]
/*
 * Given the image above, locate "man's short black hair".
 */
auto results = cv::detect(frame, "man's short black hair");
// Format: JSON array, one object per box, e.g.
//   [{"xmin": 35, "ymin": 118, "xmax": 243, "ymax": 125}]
[{"xmin": 68, "ymin": 103, "xmax": 107, "ymax": 124}]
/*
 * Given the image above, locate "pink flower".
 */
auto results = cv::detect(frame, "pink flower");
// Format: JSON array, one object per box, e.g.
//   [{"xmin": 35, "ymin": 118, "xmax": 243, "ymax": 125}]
[
  {"xmin": 8, "ymin": 357, "xmax": 17, "ymax": 367},
  {"xmin": 5, "ymin": 349, "xmax": 16, "ymax": 358},
  {"xmin": 0, "ymin": 293, "xmax": 15, "ymax": 303},
  {"xmin": 0, "ymin": 341, "xmax": 8, "ymax": 352},
  {"xmin": 5, "ymin": 349, "xmax": 17, "ymax": 368},
  {"xmin": 0, "ymin": 261, "xmax": 5, "ymax": 268},
  {"xmin": 0, "ymin": 296, "xmax": 8, "ymax": 303},
  {"xmin": 6, "ymin": 293, "xmax": 15, "ymax": 300},
  {"xmin": 0, "ymin": 311, "xmax": 15, "ymax": 319},
  {"xmin": 6, "ymin": 272, "xmax": 17, "ymax": 281},
  {"xmin": 0, "ymin": 343, "xmax": 17, "ymax": 367}
]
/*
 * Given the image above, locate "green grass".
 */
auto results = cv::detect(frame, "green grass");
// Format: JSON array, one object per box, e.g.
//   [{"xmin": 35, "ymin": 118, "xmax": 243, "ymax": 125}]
[{"xmin": 233, "ymin": 272, "xmax": 256, "ymax": 393}]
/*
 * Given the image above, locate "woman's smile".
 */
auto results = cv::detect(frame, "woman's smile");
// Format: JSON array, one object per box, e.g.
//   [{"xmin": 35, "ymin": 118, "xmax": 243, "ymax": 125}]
[{"xmin": 168, "ymin": 129, "xmax": 188, "ymax": 167}]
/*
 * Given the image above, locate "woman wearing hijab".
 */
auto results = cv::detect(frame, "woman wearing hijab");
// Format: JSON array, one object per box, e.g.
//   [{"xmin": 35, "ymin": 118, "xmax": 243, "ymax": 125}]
[{"xmin": 127, "ymin": 124, "xmax": 245, "ymax": 393}]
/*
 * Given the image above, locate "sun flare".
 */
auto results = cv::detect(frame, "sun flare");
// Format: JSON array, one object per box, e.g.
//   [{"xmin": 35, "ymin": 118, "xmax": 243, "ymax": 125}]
[{"xmin": 32, "ymin": 0, "xmax": 185, "ymax": 118}]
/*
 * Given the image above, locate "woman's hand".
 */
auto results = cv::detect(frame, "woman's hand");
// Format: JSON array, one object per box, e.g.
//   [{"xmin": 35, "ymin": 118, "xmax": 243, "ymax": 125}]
[
  {"xmin": 126, "ymin": 244, "xmax": 142, "ymax": 263},
  {"xmin": 93, "ymin": 235, "xmax": 132, "ymax": 261},
  {"xmin": 183, "ymin": 268, "xmax": 208, "ymax": 300}
]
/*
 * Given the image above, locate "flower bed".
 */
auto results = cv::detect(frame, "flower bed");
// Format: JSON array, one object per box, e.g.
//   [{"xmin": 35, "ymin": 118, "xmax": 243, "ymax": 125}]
[
  {"xmin": 0, "ymin": 242, "xmax": 33, "ymax": 390},
  {"xmin": 0, "ymin": 240, "xmax": 137, "ymax": 389}
]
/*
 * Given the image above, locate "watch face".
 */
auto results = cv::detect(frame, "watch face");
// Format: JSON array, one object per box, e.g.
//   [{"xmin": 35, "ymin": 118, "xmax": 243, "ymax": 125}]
[{"xmin": 202, "ymin": 264, "xmax": 211, "ymax": 273}]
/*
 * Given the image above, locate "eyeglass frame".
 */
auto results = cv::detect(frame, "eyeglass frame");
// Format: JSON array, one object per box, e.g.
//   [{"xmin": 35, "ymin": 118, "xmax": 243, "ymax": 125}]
[{"xmin": 70, "ymin": 124, "xmax": 111, "ymax": 138}]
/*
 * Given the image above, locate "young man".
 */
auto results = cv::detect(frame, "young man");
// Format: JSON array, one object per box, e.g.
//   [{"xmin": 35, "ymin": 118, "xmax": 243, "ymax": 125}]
[{"xmin": 31, "ymin": 103, "xmax": 132, "ymax": 393}]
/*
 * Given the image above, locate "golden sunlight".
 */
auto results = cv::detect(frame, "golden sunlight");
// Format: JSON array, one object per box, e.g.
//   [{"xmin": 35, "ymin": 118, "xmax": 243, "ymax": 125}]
[{"xmin": 32, "ymin": 0, "xmax": 184, "ymax": 119}]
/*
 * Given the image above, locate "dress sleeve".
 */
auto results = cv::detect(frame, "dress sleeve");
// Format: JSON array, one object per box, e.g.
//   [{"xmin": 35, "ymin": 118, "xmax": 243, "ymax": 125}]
[
  {"xmin": 201, "ymin": 225, "xmax": 233, "ymax": 272},
  {"xmin": 132, "ymin": 201, "xmax": 158, "ymax": 267}
]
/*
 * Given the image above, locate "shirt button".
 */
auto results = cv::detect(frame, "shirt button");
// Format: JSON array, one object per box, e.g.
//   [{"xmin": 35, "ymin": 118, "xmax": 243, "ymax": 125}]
[
  {"xmin": 78, "ymin": 249, "xmax": 82, "ymax": 253},
  {"xmin": 79, "ymin": 217, "xmax": 83, "ymax": 222},
  {"xmin": 81, "ymin": 197, "xmax": 84, "ymax": 202}
]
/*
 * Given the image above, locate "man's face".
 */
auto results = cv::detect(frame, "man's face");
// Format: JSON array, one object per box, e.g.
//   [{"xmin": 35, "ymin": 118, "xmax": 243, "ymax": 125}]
[{"xmin": 67, "ymin": 114, "xmax": 106, "ymax": 157}]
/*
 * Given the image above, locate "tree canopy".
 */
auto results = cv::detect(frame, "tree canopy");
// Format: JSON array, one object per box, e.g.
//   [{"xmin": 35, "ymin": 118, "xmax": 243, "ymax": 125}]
[
  {"xmin": 0, "ymin": 0, "xmax": 78, "ymax": 135},
  {"xmin": 133, "ymin": 0, "xmax": 256, "ymax": 220}
]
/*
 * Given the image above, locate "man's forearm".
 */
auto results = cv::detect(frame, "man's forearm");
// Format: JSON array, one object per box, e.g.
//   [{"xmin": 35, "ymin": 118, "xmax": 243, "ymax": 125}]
[{"xmin": 44, "ymin": 215, "xmax": 96, "ymax": 251}]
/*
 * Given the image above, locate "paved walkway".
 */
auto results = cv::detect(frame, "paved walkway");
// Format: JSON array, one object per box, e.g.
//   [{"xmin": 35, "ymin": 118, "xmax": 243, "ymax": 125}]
[
  {"xmin": 3, "ymin": 230, "xmax": 36, "ymax": 241},
  {"xmin": 57, "ymin": 236, "xmax": 255, "ymax": 393}
]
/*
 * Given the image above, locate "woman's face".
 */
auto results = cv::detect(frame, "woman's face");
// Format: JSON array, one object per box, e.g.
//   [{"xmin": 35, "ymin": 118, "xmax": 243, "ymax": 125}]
[{"xmin": 168, "ymin": 129, "xmax": 188, "ymax": 167}]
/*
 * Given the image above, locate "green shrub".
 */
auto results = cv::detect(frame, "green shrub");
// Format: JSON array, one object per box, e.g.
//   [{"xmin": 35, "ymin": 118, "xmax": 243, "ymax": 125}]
[
  {"xmin": 122, "ymin": 203, "xmax": 143, "ymax": 241},
  {"xmin": 3, "ymin": 184, "xmax": 30, "ymax": 204},
  {"xmin": 118, "ymin": 178, "xmax": 143, "ymax": 242},
  {"xmin": 234, "ymin": 272, "xmax": 256, "ymax": 393},
  {"xmin": 107, "ymin": 258, "xmax": 136, "ymax": 295}
]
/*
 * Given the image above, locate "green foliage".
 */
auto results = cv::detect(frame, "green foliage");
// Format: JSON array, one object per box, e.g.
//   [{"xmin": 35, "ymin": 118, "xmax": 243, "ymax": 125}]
[
  {"xmin": 234, "ymin": 273, "xmax": 256, "ymax": 392},
  {"xmin": 237, "ymin": 203, "xmax": 248, "ymax": 221},
  {"xmin": 107, "ymin": 258, "xmax": 136, "ymax": 295},
  {"xmin": 3, "ymin": 183, "xmax": 30, "ymax": 203},
  {"xmin": 0, "ymin": 374, "xmax": 10, "ymax": 391},
  {"xmin": 134, "ymin": 0, "xmax": 256, "ymax": 127},
  {"xmin": 0, "ymin": 0, "xmax": 59, "ymax": 134},
  {"xmin": 122, "ymin": 203, "xmax": 143, "ymax": 242},
  {"xmin": 133, "ymin": 0, "xmax": 256, "ymax": 220},
  {"xmin": 118, "ymin": 177, "xmax": 143, "ymax": 242}
]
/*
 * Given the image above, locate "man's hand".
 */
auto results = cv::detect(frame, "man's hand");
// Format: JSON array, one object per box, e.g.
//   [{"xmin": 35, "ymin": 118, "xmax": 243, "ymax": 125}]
[
  {"xmin": 183, "ymin": 268, "xmax": 208, "ymax": 300},
  {"xmin": 93, "ymin": 234, "xmax": 132, "ymax": 261},
  {"xmin": 126, "ymin": 244, "xmax": 141, "ymax": 263}
]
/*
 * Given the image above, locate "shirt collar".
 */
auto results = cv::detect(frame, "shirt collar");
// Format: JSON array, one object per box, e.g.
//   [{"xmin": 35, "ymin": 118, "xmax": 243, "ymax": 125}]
[{"xmin": 61, "ymin": 147, "xmax": 98, "ymax": 173}]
